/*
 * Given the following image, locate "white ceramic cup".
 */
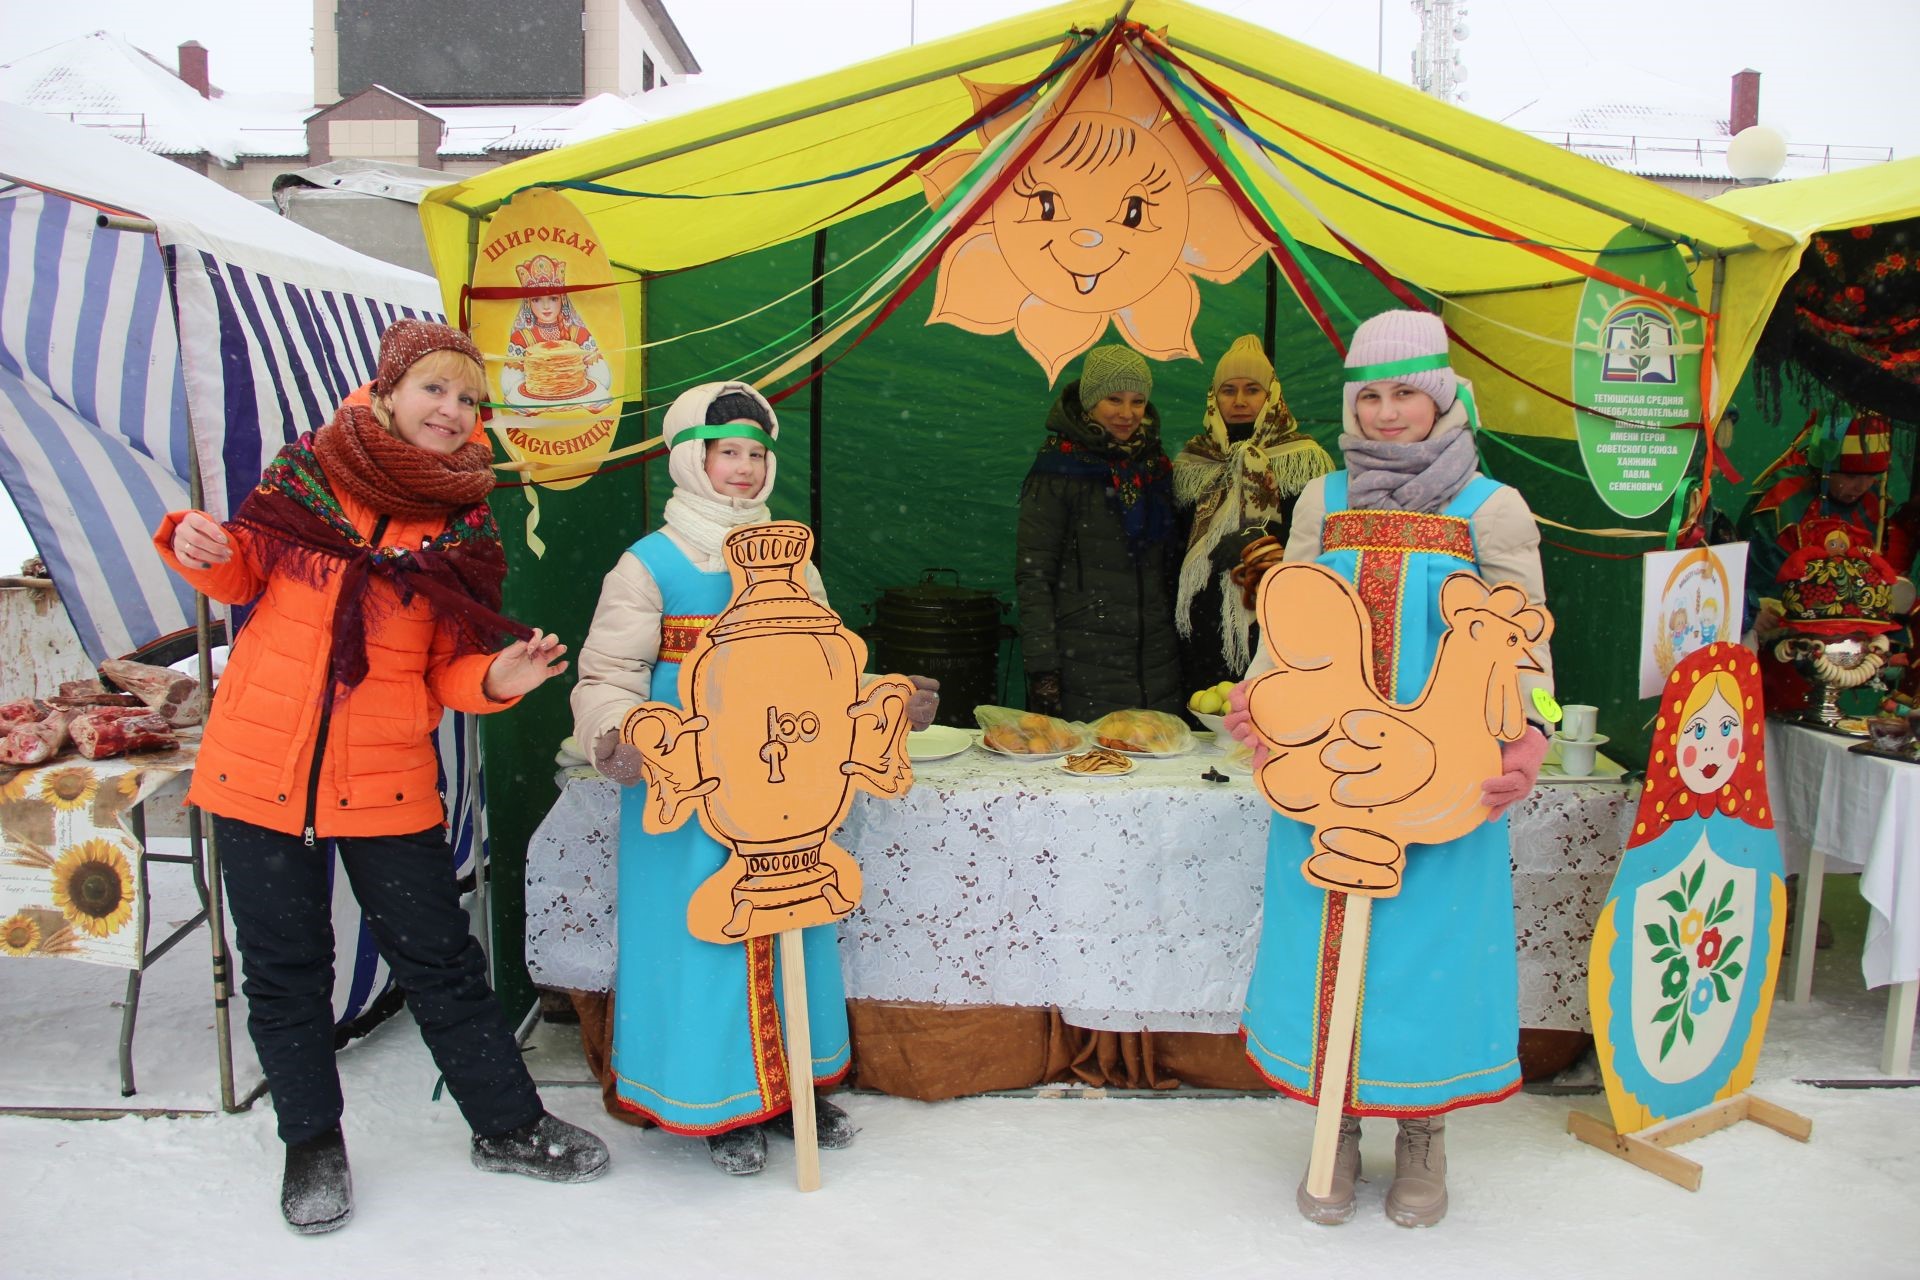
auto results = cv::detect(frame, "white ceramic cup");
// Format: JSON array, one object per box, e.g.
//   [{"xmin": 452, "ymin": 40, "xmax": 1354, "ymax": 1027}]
[
  {"xmin": 1560, "ymin": 704, "xmax": 1598, "ymax": 741},
  {"xmin": 1557, "ymin": 736, "xmax": 1601, "ymax": 776}
]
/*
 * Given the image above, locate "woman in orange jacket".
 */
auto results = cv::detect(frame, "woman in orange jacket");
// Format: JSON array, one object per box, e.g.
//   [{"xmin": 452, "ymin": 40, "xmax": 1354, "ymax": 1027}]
[{"xmin": 157, "ymin": 320, "xmax": 608, "ymax": 1235}]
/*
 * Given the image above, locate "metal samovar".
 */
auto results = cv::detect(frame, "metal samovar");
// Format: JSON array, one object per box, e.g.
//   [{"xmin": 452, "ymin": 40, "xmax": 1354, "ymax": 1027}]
[{"xmin": 620, "ymin": 522, "xmax": 914, "ymax": 943}]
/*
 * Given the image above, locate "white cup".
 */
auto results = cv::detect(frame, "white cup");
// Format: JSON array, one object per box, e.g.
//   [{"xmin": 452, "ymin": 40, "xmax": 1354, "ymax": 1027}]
[
  {"xmin": 1556, "ymin": 735, "xmax": 1605, "ymax": 776},
  {"xmin": 1560, "ymin": 704, "xmax": 1598, "ymax": 741}
]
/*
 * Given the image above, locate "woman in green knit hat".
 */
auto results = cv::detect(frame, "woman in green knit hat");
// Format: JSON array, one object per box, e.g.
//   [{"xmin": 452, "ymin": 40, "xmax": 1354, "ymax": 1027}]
[{"xmin": 1015, "ymin": 344, "xmax": 1184, "ymax": 720}]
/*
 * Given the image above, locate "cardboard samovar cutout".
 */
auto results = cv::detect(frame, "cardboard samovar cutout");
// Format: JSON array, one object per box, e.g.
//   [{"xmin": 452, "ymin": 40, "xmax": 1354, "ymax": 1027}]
[
  {"xmin": 1570, "ymin": 642, "xmax": 1810, "ymax": 1189},
  {"xmin": 619, "ymin": 521, "xmax": 915, "ymax": 945},
  {"xmin": 1245, "ymin": 561, "xmax": 1553, "ymax": 1199}
]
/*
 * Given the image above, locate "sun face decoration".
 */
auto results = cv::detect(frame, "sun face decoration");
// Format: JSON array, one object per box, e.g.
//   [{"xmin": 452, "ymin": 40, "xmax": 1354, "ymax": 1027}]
[{"xmin": 921, "ymin": 45, "xmax": 1265, "ymax": 382}]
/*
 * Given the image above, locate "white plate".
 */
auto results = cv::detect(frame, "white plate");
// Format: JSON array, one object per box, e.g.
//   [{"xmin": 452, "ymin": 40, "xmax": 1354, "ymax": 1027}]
[
  {"xmin": 905, "ymin": 724, "xmax": 972, "ymax": 763},
  {"xmin": 978, "ymin": 738, "xmax": 1083, "ymax": 762},
  {"xmin": 1056, "ymin": 754, "xmax": 1135, "ymax": 779},
  {"xmin": 1108, "ymin": 743, "xmax": 1194, "ymax": 759}
]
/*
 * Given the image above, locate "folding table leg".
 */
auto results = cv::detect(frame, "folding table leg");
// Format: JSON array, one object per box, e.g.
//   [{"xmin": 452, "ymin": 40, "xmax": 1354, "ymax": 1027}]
[
  {"xmin": 1789, "ymin": 851, "xmax": 1826, "ymax": 1004},
  {"xmin": 1882, "ymin": 980, "xmax": 1918, "ymax": 1078}
]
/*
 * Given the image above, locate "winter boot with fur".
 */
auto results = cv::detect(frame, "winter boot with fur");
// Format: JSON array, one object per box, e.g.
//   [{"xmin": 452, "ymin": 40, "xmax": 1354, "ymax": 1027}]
[
  {"xmin": 281, "ymin": 1127, "xmax": 353, "ymax": 1235},
  {"xmin": 1385, "ymin": 1115, "xmax": 1448, "ymax": 1227},
  {"xmin": 706, "ymin": 1122, "xmax": 769, "ymax": 1175},
  {"xmin": 1295, "ymin": 1114, "xmax": 1363, "ymax": 1225},
  {"xmin": 471, "ymin": 1112, "xmax": 610, "ymax": 1183},
  {"xmin": 766, "ymin": 1095, "xmax": 857, "ymax": 1149}
]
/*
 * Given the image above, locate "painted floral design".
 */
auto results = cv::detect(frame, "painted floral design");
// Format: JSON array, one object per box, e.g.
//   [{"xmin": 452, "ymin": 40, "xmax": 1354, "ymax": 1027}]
[
  {"xmin": 1, "ymin": 910, "xmax": 40, "ymax": 956},
  {"xmin": 50, "ymin": 839, "xmax": 134, "ymax": 938},
  {"xmin": 39, "ymin": 766, "xmax": 98, "ymax": 813},
  {"xmin": 1643, "ymin": 860, "xmax": 1745, "ymax": 1060}
]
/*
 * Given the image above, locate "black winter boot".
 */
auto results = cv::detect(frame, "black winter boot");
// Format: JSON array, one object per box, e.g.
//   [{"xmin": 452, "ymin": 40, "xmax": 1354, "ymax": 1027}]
[
  {"xmin": 471, "ymin": 1112, "xmax": 610, "ymax": 1183},
  {"xmin": 766, "ymin": 1094, "xmax": 856, "ymax": 1150},
  {"xmin": 706, "ymin": 1122, "xmax": 768, "ymax": 1175},
  {"xmin": 281, "ymin": 1127, "xmax": 352, "ymax": 1235}
]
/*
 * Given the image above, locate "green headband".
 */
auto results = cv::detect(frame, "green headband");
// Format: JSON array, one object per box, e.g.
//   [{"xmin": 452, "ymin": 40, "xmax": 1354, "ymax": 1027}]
[
  {"xmin": 1345, "ymin": 352, "xmax": 1480, "ymax": 432},
  {"xmin": 1344, "ymin": 353, "xmax": 1451, "ymax": 381},
  {"xmin": 679, "ymin": 423, "xmax": 776, "ymax": 450}
]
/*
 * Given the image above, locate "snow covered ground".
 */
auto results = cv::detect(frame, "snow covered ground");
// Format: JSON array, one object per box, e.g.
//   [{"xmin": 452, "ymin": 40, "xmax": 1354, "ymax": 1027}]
[{"xmin": 3, "ymin": 867, "xmax": 1914, "ymax": 1279}]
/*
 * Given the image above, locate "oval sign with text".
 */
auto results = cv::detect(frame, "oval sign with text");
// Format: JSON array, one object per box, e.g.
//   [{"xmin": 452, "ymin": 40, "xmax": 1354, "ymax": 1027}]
[
  {"xmin": 470, "ymin": 187, "xmax": 621, "ymax": 490},
  {"xmin": 1572, "ymin": 229, "xmax": 1702, "ymax": 519}
]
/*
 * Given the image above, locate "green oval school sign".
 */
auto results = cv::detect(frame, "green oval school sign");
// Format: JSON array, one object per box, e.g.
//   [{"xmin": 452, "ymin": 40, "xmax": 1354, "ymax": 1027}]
[{"xmin": 1573, "ymin": 230, "xmax": 1702, "ymax": 519}]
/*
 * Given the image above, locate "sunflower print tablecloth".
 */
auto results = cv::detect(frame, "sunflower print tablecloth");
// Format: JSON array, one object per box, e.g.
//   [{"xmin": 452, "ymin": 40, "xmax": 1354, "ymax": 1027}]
[{"xmin": 0, "ymin": 737, "xmax": 198, "ymax": 969}]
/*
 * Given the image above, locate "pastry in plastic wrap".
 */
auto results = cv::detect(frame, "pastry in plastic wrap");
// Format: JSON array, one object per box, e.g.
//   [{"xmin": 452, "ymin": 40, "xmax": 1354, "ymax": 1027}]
[
  {"xmin": 1090, "ymin": 708, "xmax": 1193, "ymax": 755},
  {"xmin": 974, "ymin": 705, "xmax": 1090, "ymax": 756}
]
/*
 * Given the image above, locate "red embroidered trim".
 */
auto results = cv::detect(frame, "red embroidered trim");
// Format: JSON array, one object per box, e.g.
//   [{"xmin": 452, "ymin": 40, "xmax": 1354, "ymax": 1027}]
[
  {"xmin": 745, "ymin": 934, "xmax": 792, "ymax": 1116},
  {"xmin": 659, "ymin": 613, "xmax": 715, "ymax": 664},
  {"xmin": 1323, "ymin": 510, "xmax": 1474, "ymax": 559},
  {"xmin": 1324, "ymin": 511, "xmax": 1472, "ymax": 701},
  {"xmin": 614, "ymin": 1062, "xmax": 853, "ymax": 1137}
]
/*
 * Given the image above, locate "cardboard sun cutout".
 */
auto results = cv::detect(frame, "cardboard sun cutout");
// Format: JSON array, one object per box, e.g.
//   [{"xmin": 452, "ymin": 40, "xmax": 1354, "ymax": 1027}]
[
  {"xmin": 1587, "ymin": 643, "xmax": 1786, "ymax": 1133},
  {"xmin": 920, "ymin": 44, "xmax": 1265, "ymax": 382},
  {"xmin": 1246, "ymin": 562, "xmax": 1554, "ymax": 897},
  {"xmin": 618, "ymin": 522, "xmax": 915, "ymax": 944}
]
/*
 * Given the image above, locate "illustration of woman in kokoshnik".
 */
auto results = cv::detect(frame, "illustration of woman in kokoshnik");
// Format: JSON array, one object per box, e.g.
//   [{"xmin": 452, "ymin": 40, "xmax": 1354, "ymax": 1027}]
[{"xmin": 503, "ymin": 253, "xmax": 611, "ymax": 409}]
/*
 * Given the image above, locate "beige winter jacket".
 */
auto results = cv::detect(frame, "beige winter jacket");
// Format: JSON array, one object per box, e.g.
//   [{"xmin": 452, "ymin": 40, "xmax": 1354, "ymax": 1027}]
[{"xmin": 570, "ymin": 526, "xmax": 828, "ymax": 766}]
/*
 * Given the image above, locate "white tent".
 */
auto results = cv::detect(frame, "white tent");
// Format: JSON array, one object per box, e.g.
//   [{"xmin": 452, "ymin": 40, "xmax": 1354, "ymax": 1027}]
[{"xmin": 0, "ymin": 104, "xmax": 480, "ymax": 1034}]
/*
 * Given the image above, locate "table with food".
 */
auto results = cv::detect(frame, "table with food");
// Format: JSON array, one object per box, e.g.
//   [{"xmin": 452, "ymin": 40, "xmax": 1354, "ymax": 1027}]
[{"xmin": 526, "ymin": 701, "xmax": 1635, "ymax": 1097}]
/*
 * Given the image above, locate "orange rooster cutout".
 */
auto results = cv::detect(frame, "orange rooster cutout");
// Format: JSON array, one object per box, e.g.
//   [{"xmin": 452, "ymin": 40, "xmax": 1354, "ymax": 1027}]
[
  {"xmin": 1247, "ymin": 562, "xmax": 1554, "ymax": 897},
  {"xmin": 619, "ymin": 523, "xmax": 916, "ymax": 944},
  {"xmin": 920, "ymin": 43, "xmax": 1265, "ymax": 382}
]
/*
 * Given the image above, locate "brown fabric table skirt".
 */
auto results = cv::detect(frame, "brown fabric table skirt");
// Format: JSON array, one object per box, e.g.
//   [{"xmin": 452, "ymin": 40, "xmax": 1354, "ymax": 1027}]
[{"xmin": 564, "ymin": 992, "xmax": 1591, "ymax": 1117}]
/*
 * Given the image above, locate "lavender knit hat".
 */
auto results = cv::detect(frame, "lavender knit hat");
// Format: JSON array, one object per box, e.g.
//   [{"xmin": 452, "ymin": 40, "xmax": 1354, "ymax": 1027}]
[{"xmin": 1342, "ymin": 311, "xmax": 1459, "ymax": 420}]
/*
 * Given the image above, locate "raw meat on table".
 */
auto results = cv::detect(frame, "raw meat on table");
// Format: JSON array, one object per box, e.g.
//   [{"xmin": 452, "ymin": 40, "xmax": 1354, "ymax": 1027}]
[
  {"xmin": 0, "ymin": 710, "xmax": 72, "ymax": 766},
  {"xmin": 100, "ymin": 658, "xmax": 204, "ymax": 727},
  {"xmin": 70, "ymin": 709, "xmax": 176, "ymax": 760}
]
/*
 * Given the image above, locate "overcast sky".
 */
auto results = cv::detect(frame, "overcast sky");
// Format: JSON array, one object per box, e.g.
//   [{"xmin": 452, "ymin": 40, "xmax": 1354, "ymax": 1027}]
[
  {"xmin": 2, "ymin": 0, "xmax": 1914, "ymax": 155},
  {"xmin": 0, "ymin": 0, "xmax": 1912, "ymax": 568}
]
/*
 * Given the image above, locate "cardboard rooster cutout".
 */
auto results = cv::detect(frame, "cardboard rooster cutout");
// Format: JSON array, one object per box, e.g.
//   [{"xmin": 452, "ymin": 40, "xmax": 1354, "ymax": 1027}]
[
  {"xmin": 619, "ymin": 522, "xmax": 915, "ymax": 945},
  {"xmin": 919, "ymin": 43, "xmax": 1265, "ymax": 382},
  {"xmin": 1246, "ymin": 562, "xmax": 1553, "ymax": 896},
  {"xmin": 1571, "ymin": 643, "xmax": 1809, "ymax": 1189},
  {"xmin": 1246, "ymin": 560, "xmax": 1552, "ymax": 1200}
]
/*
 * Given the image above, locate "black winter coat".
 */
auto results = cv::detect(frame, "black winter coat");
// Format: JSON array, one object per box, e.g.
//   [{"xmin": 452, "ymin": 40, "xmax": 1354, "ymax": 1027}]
[{"xmin": 1015, "ymin": 382, "xmax": 1184, "ymax": 721}]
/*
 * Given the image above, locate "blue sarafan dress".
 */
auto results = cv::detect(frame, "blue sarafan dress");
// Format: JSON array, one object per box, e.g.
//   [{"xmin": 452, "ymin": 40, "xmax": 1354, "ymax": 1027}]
[
  {"xmin": 1241, "ymin": 472, "xmax": 1524, "ymax": 1117},
  {"xmin": 611, "ymin": 532, "xmax": 852, "ymax": 1135}
]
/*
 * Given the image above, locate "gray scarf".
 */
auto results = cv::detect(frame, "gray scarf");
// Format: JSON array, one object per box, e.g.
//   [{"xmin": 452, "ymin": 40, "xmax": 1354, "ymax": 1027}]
[{"xmin": 1340, "ymin": 427, "xmax": 1481, "ymax": 514}]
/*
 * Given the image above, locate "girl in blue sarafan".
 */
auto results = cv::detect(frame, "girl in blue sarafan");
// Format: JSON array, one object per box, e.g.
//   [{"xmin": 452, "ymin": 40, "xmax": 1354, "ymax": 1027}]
[
  {"xmin": 569, "ymin": 381, "xmax": 936, "ymax": 1176},
  {"xmin": 1226, "ymin": 310, "xmax": 1554, "ymax": 1228}
]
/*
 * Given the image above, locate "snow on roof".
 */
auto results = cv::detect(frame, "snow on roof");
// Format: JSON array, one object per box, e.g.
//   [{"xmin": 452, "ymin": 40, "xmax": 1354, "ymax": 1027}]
[
  {"xmin": 0, "ymin": 101, "xmax": 437, "ymax": 302},
  {"xmin": 0, "ymin": 31, "xmax": 309, "ymax": 162},
  {"xmin": 1499, "ymin": 63, "xmax": 1891, "ymax": 182},
  {"xmin": 484, "ymin": 93, "xmax": 653, "ymax": 153}
]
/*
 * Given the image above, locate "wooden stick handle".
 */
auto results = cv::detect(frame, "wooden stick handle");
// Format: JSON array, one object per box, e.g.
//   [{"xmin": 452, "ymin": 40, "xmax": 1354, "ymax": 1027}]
[
  {"xmin": 777, "ymin": 928, "xmax": 821, "ymax": 1193},
  {"xmin": 1305, "ymin": 894, "xmax": 1372, "ymax": 1199}
]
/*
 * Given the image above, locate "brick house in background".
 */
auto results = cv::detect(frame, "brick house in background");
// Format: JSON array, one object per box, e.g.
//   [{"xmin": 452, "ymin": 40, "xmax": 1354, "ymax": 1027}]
[{"xmin": 0, "ymin": 0, "xmax": 699, "ymax": 201}]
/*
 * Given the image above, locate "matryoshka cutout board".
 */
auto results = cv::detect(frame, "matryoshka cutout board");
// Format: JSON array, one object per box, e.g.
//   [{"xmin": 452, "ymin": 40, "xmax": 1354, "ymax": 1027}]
[
  {"xmin": 1573, "ymin": 642, "xmax": 1810, "ymax": 1187},
  {"xmin": 618, "ymin": 522, "xmax": 915, "ymax": 945},
  {"xmin": 919, "ymin": 43, "xmax": 1265, "ymax": 383}
]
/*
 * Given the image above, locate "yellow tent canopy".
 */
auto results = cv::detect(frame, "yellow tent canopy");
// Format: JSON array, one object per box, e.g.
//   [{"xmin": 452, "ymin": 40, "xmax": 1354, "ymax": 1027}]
[
  {"xmin": 1713, "ymin": 154, "xmax": 1920, "ymax": 237},
  {"xmin": 421, "ymin": 0, "xmax": 1805, "ymax": 445}
]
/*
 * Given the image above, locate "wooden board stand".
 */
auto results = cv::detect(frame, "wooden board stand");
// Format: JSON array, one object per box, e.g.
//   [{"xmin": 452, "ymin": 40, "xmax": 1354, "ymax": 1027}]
[
  {"xmin": 1566, "ymin": 1093, "xmax": 1812, "ymax": 1191},
  {"xmin": 1305, "ymin": 896, "xmax": 1371, "ymax": 1198},
  {"xmin": 777, "ymin": 929, "xmax": 821, "ymax": 1193}
]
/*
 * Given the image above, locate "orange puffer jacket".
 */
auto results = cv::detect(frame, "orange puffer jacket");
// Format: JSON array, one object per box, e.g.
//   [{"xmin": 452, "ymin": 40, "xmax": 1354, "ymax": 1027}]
[{"xmin": 154, "ymin": 487, "xmax": 517, "ymax": 840}]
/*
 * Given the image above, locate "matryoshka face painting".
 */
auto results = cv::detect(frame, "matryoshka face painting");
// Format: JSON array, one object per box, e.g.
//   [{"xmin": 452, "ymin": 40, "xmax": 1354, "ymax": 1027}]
[
  {"xmin": 921, "ymin": 47, "xmax": 1265, "ymax": 382},
  {"xmin": 1677, "ymin": 685, "xmax": 1743, "ymax": 795}
]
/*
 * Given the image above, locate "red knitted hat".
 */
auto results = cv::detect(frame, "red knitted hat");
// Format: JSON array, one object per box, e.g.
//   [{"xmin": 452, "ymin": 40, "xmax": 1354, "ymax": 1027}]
[{"xmin": 373, "ymin": 319, "xmax": 484, "ymax": 396}]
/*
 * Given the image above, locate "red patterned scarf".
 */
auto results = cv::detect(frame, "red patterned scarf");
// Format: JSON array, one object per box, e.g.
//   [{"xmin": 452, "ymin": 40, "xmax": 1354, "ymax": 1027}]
[{"xmin": 230, "ymin": 404, "xmax": 530, "ymax": 693}]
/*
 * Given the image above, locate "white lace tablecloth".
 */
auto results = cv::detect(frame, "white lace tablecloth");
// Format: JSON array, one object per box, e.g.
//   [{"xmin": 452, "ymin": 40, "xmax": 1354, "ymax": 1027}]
[{"xmin": 525, "ymin": 738, "xmax": 1634, "ymax": 1033}]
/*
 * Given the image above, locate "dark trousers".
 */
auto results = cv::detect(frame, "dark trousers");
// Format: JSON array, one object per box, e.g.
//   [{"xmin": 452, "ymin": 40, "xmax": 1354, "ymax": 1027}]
[{"xmin": 214, "ymin": 816, "xmax": 544, "ymax": 1146}]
